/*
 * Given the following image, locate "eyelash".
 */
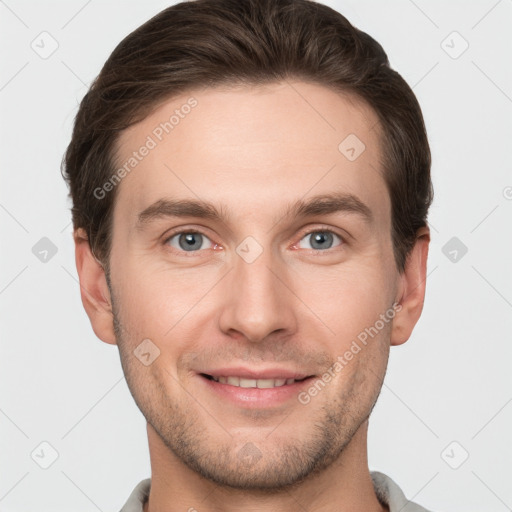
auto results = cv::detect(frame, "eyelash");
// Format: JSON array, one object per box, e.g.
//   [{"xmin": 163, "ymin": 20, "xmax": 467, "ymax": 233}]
[{"xmin": 162, "ymin": 225, "xmax": 346, "ymax": 256}]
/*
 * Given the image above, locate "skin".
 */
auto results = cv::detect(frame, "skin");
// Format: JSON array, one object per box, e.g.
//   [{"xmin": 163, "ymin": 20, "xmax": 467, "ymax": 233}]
[{"xmin": 74, "ymin": 81, "xmax": 429, "ymax": 512}]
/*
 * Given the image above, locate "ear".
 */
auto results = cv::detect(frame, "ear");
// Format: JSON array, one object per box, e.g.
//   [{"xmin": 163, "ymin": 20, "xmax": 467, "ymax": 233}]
[
  {"xmin": 390, "ymin": 226, "xmax": 430, "ymax": 346},
  {"xmin": 74, "ymin": 228, "xmax": 117, "ymax": 345}
]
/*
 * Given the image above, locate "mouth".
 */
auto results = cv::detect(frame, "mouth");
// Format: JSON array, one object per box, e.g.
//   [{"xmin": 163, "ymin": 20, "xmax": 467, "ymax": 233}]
[
  {"xmin": 200, "ymin": 373, "xmax": 310, "ymax": 389},
  {"xmin": 197, "ymin": 371, "xmax": 316, "ymax": 408}
]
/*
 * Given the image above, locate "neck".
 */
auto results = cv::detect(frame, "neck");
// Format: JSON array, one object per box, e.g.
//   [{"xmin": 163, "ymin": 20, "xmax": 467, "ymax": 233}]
[{"xmin": 143, "ymin": 420, "xmax": 387, "ymax": 512}]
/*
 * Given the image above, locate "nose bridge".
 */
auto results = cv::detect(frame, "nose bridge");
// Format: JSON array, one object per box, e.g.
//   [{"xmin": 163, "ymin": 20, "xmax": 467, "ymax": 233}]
[{"xmin": 218, "ymin": 238, "xmax": 296, "ymax": 343}]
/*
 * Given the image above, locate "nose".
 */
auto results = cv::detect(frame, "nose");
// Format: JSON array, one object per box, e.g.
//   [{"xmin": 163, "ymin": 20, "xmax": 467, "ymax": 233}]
[{"xmin": 218, "ymin": 243, "xmax": 298, "ymax": 343}]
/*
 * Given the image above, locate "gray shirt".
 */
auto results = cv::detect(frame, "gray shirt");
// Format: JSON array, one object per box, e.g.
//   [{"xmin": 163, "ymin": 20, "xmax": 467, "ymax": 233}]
[{"xmin": 119, "ymin": 471, "xmax": 433, "ymax": 511}]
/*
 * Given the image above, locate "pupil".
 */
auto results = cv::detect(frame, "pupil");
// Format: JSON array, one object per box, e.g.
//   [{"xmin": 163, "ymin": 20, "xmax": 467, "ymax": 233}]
[
  {"xmin": 311, "ymin": 232, "xmax": 332, "ymax": 250},
  {"xmin": 180, "ymin": 233, "xmax": 202, "ymax": 251}
]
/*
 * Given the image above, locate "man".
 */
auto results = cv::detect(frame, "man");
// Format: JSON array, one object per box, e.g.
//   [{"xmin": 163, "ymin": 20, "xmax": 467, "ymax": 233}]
[{"xmin": 61, "ymin": 0, "xmax": 434, "ymax": 510}]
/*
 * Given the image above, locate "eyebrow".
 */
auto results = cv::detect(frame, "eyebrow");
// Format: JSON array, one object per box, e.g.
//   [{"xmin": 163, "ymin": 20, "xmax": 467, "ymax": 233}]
[{"xmin": 135, "ymin": 192, "xmax": 373, "ymax": 229}]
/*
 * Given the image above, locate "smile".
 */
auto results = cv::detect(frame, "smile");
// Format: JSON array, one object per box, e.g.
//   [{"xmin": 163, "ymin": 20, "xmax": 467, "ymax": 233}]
[{"xmin": 202, "ymin": 374, "xmax": 308, "ymax": 388}]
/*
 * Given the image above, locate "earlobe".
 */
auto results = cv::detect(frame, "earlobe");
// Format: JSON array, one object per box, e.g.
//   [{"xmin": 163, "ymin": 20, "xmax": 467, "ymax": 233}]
[
  {"xmin": 390, "ymin": 226, "xmax": 430, "ymax": 346},
  {"xmin": 74, "ymin": 228, "xmax": 117, "ymax": 345}
]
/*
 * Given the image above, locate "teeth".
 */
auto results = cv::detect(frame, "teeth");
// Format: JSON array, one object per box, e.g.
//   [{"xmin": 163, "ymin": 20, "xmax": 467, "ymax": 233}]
[
  {"xmin": 239, "ymin": 378, "xmax": 257, "ymax": 388},
  {"xmin": 210, "ymin": 376, "xmax": 298, "ymax": 388},
  {"xmin": 256, "ymin": 379, "xmax": 275, "ymax": 389}
]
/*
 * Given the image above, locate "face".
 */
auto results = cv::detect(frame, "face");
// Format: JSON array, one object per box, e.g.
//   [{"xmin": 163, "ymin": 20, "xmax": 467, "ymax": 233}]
[{"xmin": 105, "ymin": 81, "xmax": 402, "ymax": 490}]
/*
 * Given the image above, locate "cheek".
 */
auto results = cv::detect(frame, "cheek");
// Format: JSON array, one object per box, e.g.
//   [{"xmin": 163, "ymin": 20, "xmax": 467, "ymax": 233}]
[
  {"xmin": 114, "ymin": 259, "xmax": 218, "ymax": 346},
  {"xmin": 291, "ymin": 259, "xmax": 395, "ymax": 340}
]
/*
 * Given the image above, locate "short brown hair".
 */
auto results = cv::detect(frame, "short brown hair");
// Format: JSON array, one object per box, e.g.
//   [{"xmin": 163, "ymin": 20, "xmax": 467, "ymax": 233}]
[{"xmin": 61, "ymin": 0, "xmax": 433, "ymax": 273}]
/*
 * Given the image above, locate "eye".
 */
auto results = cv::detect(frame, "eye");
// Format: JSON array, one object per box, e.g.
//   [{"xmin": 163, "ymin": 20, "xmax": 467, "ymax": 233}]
[
  {"xmin": 163, "ymin": 228, "xmax": 344, "ymax": 255},
  {"xmin": 297, "ymin": 229, "xmax": 344, "ymax": 251},
  {"xmin": 164, "ymin": 230, "xmax": 216, "ymax": 252}
]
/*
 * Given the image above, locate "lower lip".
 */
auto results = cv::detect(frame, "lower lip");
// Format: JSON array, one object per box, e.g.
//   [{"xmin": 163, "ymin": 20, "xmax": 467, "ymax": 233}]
[{"xmin": 198, "ymin": 374, "xmax": 315, "ymax": 408}]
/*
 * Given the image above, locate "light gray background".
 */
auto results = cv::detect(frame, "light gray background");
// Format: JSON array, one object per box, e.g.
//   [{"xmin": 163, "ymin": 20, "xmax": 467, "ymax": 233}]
[{"xmin": 1, "ymin": 0, "xmax": 511, "ymax": 510}]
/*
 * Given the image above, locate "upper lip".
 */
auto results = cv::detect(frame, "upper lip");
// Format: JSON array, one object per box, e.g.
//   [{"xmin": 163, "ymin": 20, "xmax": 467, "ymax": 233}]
[{"xmin": 199, "ymin": 367, "xmax": 313, "ymax": 380}]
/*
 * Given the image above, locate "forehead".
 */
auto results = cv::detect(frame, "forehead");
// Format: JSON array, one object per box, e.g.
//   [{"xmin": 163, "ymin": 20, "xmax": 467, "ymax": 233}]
[{"xmin": 113, "ymin": 81, "xmax": 388, "ymax": 228}]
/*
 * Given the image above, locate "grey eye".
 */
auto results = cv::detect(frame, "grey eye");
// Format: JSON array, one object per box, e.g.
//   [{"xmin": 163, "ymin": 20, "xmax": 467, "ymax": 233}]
[
  {"xmin": 167, "ymin": 232, "xmax": 213, "ymax": 252},
  {"xmin": 298, "ymin": 231, "xmax": 342, "ymax": 251}
]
